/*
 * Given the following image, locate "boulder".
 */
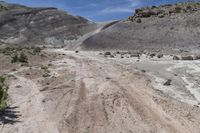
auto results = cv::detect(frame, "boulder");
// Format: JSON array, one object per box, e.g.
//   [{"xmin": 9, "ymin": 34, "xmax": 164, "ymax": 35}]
[
  {"xmin": 136, "ymin": 18, "xmax": 142, "ymax": 23},
  {"xmin": 181, "ymin": 56, "xmax": 193, "ymax": 60},
  {"xmin": 164, "ymin": 79, "xmax": 172, "ymax": 86},
  {"xmin": 110, "ymin": 55, "xmax": 114, "ymax": 58},
  {"xmin": 157, "ymin": 54, "xmax": 164, "ymax": 58},
  {"xmin": 195, "ymin": 55, "xmax": 200, "ymax": 60},
  {"xmin": 149, "ymin": 53, "xmax": 156, "ymax": 58},
  {"xmin": 173, "ymin": 56, "xmax": 180, "ymax": 60},
  {"xmin": 104, "ymin": 52, "xmax": 111, "ymax": 56}
]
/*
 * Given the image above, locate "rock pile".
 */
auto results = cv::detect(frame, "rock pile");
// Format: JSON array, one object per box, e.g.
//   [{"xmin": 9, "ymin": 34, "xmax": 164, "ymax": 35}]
[{"xmin": 128, "ymin": 2, "xmax": 200, "ymax": 22}]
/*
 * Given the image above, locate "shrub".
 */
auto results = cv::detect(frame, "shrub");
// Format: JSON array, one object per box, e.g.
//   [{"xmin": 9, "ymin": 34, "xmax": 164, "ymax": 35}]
[
  {"xmin": 41, "ymin": 65, "xmax": 48, "ymax": 70},
  {"xmin": 11, "ymin": 52, "xmax": 29, "ymax": 64},
  {"xmin": 29, "ymin": 47, "xmax": 42, "ymax": 55},
  {"xmin": 11, "ymin": 53, "xmax": 19, "ymax": 63},
  {"xmin": 41, "ymin": 65, "xmax": 50, "ymax": 77},
  {"xmin": 0, "ymin": 76, "xmax": 8, "ymax": 112},
  {"xmin": 34, "ymin": 47, "xmax": 41, "ymax": 53},
  {"xmin": 19, "ymin": 52, "xmax": 28, "ymax": 63}
]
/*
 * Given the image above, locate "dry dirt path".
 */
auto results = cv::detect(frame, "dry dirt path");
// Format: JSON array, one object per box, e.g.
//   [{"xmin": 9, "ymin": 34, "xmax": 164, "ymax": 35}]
[
  {"xmin": 1, "ymin": 49, "xmax": 200, "ymax": 133},
  {"xmin": 47, "ymin": 50, "xmax": 200, "ymax": 133},
  {"xmin": 0, "ymin": 71, "xmax": 59, "ymax": 133}
]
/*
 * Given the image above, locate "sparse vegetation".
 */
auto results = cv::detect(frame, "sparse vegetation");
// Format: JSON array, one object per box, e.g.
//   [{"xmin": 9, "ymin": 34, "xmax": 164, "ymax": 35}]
[
  {"xmin": 41, "ymin": 65, "xmax": 51, "ymax": 77},
  {"xmin": 19, "ymin": 52, "xmax": 28, "ymax": 63},
  {"xmin": 11, "ymin": 53, "xmax": 19, "ymax": 63},
  {"xmin": 28, "ymin": 47, "xmax": 42, "ymax": 55},
  {"xmin": 0, "ymin": 76, "xmax": 8, "ymax": 112},
  {"xmin": 41, "ymin": 65, "xmax": 49, "ymax": 70},
  {"xmin": 11, "ymin": 52, "xmax": 28, "ymax": 64}
]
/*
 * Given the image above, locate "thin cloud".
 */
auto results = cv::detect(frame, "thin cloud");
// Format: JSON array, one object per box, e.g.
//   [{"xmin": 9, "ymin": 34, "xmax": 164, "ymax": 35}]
[
  {"xmin": 101, "ymin": 7, "xmax": 133, "ymax": 13},
  {"xmin": 99, "ymin": 0, "xmax": 140, "ymax": 14}
]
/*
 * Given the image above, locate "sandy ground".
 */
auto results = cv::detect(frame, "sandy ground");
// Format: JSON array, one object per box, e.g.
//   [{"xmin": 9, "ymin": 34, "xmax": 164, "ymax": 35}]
[{"xmin": 1, "ymin": 49, "xmax": 200, "ymax": 133}]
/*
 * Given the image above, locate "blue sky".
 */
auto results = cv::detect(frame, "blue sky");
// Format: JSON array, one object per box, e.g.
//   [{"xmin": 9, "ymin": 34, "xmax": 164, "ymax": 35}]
[{"xmin": 5, "ymin": 0, "xmax": 191, "ymax": 21}]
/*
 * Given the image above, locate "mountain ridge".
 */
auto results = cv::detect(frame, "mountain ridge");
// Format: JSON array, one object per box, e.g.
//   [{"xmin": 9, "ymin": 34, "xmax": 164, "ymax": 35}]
[
  {"xmin": 0, "ymin": 1, "xmax": 97, "ymax": 46},
  {"xmin": 81, "ymin": 2, "xmax": 200, "ymax": 53}
]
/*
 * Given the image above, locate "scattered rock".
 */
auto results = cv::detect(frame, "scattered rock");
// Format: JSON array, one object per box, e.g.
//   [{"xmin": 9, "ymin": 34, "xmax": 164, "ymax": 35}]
[
  {"xmin": 181, "ymin": 56, "xmax": 193, "ymax": 60},
  {"xmin": 104, "ymin": 52, "xmax": 111, "ymax": 56},
  {"xmin": 16, "ymin": 85, "xmax": 22, "ymax": 88},
  {"xmin": 163, "ymin": 79, "xmax": 172, "ymax": 86},
  {"xmin": 141, "ymin": 70, "xmax": 146, "ymax": 73},
  {"xmin": 110, "ymin": 55, "xmax": 114, "ymax": 58},
  {"xmin": 158, "ymin": 13, "xmax": 165, "ymax": 18},
  {"xmin": 75, "ymin": 50, "xmax": 79, "ymax": 53},
  {"xmin": 173, "ymin": 56, "xmax": 180, "ymax": 60},
  {"xmin": 157, "ymin": 54, "xmax": 163, "ymax": 58},
  {"xmin": 195, "ymin": 55, "xmax": 200, "ymax": 60},
  {"xmin": 130, "ymin": 54, "xmax": 140, "ymax": 58},
  {"xmin": 149, "ymin": 53, "xmax": 156, "ymax": 58},
  {"xmin": 26, "ymin": 73, "xmax": 30, "ymax": 75},
  {"xmin": 106, "ymin": 77, "xmax": 111, "ymax": 80},
  {"xmin": 136, "ymin": 18, "xmax": 142, "ymax": 23},
  {"xmin": 116, "ymin": 51, "xmax": 120, "ymax": 54},
  {"xmin": 43, "ymin": 73, "xmax": 51, "ymax": 77}
]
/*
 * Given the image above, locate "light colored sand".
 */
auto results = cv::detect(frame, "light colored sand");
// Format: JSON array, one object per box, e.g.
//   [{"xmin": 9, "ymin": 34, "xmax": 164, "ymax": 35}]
[
  {"xmin": 1, "ymin": 74, "xmax": 59, "ymax": 133},
  {"xmin": 1, "ymin": 49, "xmax": 200, "ymax": 133}
]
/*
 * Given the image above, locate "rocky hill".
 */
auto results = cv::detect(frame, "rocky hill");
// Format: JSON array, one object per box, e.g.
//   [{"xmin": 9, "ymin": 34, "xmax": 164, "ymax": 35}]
[
  {"xmin": 0, "ymin": 1, "xmax": 96, "ymax": 46},
  {"xmin": 81, "ymin": 2, "xmax": 200, "ymax": 52}
]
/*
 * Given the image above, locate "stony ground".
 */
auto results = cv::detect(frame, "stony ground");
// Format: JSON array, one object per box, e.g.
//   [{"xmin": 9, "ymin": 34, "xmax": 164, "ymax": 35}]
[{"xmin": 0, "ymin": 49, "xmax": 200, "ymax": 133}]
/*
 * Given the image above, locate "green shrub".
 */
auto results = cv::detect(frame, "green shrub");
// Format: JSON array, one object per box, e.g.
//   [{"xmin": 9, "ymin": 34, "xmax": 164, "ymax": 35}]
[
  {"xmin": 33, "ymin": 47, "xmax": 41, "ymax": 53},
  {"xmin": 11, "ymin": 53, "xmax": 19, "ymax": 63},
  {"xmin": 41, "ymin": 65, "xmax": 51, "ymax": 77},
  {"xmin": 41, "ymin": 65, "xmax": 48, "ymax": 70},
  {"xmin": 11, "ymin": 52, "xmax": 29, "ymax": 64},
  {"xmin": 19, "ymin": 52, "xmax": 28, "ymax": 63},
  {"xmin": 28, "ymin": 47, "xmax": 42, "ymax": 55},
  {"xmin": 0, "ymin": 76, "xmax": 8, "ymax": 112}
]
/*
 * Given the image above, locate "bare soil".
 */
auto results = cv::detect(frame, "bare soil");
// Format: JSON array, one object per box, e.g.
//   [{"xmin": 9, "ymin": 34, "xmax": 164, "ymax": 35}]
[{"xmin": 1, "ymin": 49, "xmax": 200, "ymax": 133}]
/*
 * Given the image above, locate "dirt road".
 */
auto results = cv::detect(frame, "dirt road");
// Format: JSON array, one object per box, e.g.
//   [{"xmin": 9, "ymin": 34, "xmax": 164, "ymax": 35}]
[{"xmin": 1, "ymin": 49, "xmax": 200, "ymax": 133}]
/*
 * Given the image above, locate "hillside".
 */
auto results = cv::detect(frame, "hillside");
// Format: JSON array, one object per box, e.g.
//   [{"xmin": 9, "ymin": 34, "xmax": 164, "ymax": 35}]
[
  {"xmin": 81, "ymin": 2, "xmax": 200, "ymax": 52},
  {"xmin": 0, "ymin": 1, "xmax": 96, "ymax": 46}
]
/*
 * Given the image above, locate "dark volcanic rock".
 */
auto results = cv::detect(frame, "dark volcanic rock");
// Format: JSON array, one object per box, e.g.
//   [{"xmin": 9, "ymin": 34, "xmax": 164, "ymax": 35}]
[
  {"xmin": 195, "ymin": 55, "xmax": 200, "ymax": 60},
  {"xmin": 0, "ymin": 1, "xmax": 96, "ymax": 47},
  {"xmin": 157, "ymin": 54, "xmax": 164, "ymax": 58},
  {"xmin": 181, "ymin": 56, "xmax": 194, "ymax": 60},
  {"xmin": 104, "ymin": 52, "xmax": 111, "ymax": 56},
  {"xmin": 164, "ymin": 79, "xmax": 172, "ymax": 86},
  {"xmin": 173, "ymin": 56, "xmax": 180, "ymax": 60}
]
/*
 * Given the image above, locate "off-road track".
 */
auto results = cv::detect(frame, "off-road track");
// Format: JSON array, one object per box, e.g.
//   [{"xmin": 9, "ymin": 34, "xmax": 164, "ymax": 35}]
[{"xmin": 1, "ymin": 49, "xmax": 200, "ymax": 133}]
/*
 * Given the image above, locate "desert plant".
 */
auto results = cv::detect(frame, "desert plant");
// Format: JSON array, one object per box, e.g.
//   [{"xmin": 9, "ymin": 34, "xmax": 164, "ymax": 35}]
[
  {"xmin": 29, "ymin": 47, "xmax": 42, "ymax": 55},
  {"xmin": 11, "ymin": 53, "xmax": 19, "ymax": 63},
  {"xmin": 19, "ymin": 52, "xmax": 28, "ymax": 63},
  {"xmin": 41, "ymin": 65, "xmax": 48, "ymax": 70},
  {"xmin": 0, "ymin": 76, "xmax": 8, "ymax": 112},
  {"xmin": 33, "ymin": 47, "xmax": 41, "ymax": 53}
]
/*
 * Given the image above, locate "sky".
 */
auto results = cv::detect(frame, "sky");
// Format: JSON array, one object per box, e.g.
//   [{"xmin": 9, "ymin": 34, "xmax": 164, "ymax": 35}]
[{"xmin": 5, "ymin": 0, "xmax": 193, "ymax": 22}]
